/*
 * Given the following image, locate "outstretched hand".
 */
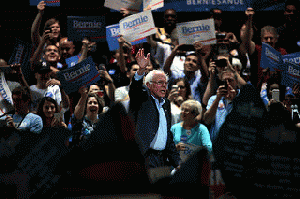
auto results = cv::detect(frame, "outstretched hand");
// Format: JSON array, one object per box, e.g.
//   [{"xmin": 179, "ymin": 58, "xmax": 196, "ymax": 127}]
[
  {"xmin": 37, "ymin": 1, "xmax": 46, "ymax": 12},
  {"xmin": 135, "ymin": 48, "xmax": 150, "ymax": 75}
]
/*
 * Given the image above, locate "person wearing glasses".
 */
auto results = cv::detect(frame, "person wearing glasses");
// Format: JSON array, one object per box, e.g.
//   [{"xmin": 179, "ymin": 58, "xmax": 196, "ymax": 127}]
[{"xmin": 129, "ymin": 49, "xmax": 180, "ymax": 171}]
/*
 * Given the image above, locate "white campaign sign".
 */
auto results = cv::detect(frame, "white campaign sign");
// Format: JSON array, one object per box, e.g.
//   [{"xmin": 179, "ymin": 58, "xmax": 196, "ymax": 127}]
[
  {"xmin": 104, "ymin": 0, "xmax": 142, "ymax": 12},
  {"xmin": 143, "ymin": 0, "xmax": 164, "ymax": 11},
  {"xmin": 176, "ymin": 19, "xmax": 216, "ymax": 45},
  {"xmin": 120, "ymin": 10, "xmax": 156, "ymax": 42}
]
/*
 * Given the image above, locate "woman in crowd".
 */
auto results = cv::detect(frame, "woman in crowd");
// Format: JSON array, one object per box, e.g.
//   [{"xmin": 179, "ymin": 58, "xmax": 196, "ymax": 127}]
[
  {"xmin": 168, "ymin": 78, "xmax": 192, "ymax": 125},
  {"xmin": 31, "ymin": 1, "xmax": 62, "ymax": 48},
  {"xmin": 171, "ymin": 99, "xmax": 212, "ymax": 156},
  {"xmin": 71, "ymin": 87, "xmax": 105, "ymax": 140},
  {"xmin": 37, "ymin": 97, "xmax": 67, "ymax": 128}
]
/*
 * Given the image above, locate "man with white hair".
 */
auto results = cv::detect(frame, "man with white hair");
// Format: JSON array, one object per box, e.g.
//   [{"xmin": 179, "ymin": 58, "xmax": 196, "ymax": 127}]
[{"xmin": 129, "ymin": 49, "xmax": 180, "ymax": 171}]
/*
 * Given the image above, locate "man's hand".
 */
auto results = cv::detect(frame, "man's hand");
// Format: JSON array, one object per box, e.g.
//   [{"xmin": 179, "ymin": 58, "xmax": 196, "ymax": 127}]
[
  {"xmin": 5, "ymin": 115, "xmax": 16, "ymax": 129},
  {"xmin": 194, "ymin": 41, "xmax": 211, "ymax": 60},
  {"xmin": 216, "ymin": 85, "xmax": 228, "ymax": 100},
  {"xmin": 208, "ymin": 60, "xmax": 217, "ymax": 77},
  {"xmin": 176, "ymin": 142, "xmax": 187, "ymax": 151},
  {"xmin": 46, "ymin": 79, "xmax": 60, "ymax": 87},
  {"xmin": 37, "ymin": 1, "xmax": 46, "ymax": 12},
  {"xmin": 98, "ymin": 65, "xmax": 114, "ymax": 84},
  {"xmin": 225, "ymin": 32, "xmax": 238, "ymax": 43},
  {"xmin": 135, "ymin": 48, "xmax": 150, "ymax": 75}
]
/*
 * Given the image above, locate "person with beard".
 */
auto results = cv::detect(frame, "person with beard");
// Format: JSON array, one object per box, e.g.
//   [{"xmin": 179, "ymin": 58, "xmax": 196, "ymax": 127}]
[{"xmin": 277, "ymin": 0, "xmax": 300, "ymax": 54}]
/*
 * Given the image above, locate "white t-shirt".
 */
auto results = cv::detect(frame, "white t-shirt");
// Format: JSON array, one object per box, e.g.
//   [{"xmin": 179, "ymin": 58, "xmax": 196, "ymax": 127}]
[{"xmin": 30, "ymin": 84, "xmax": 61, "ymax": 112}]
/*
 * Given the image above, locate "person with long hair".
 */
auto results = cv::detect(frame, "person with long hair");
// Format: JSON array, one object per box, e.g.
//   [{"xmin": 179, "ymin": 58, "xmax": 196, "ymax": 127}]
[
  {"xmin": 168, "ymin": 78, "xmax": 192, "ymax": 125},
  {"xmin": 37, "ymin": 97, "xmax": 67, "ymax": 128},
  {"xmin": 72, "ymin": 87, "xmax": 105, "ymax": 140}
]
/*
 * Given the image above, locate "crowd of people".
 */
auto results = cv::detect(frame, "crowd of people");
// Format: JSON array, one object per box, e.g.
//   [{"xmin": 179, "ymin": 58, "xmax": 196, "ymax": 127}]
[{"xmin": 1, "ymin": 0, "xmax": 300, "ymax": 198}]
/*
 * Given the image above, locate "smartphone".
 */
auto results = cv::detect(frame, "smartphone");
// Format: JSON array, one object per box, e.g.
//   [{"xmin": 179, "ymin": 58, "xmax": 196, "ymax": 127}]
[
  {"xmin": 272, "ymin": 89, "xmax": 280, "ymax": 102},
  {"xmin": 45, "ymin": 27, "xmax": 52, "ymax": 33},
  {"xmin": 221, "ymin": 81, "xmax": 228, "ymax": 90}
]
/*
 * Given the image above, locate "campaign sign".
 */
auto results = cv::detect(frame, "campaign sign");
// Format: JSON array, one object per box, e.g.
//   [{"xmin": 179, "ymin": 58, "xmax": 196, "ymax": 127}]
[
  {"xmin": 104, "ymin": 0, "xmax": 142, "ymax": 12},
  {"xmin": 260, "ymin": 42, "xmax": 283, "ymax": 71},
  {"xmin": 67, "ymin": 16, "xmax": 105, "ymax": 42},
  {"xmin": 65, "ymin": 54, "xmax": 81, "ymax": 68},
  {"xmin": 57, "ymin": 57, "xmax": 101, "ymax": 95},
  {"xmin": 152, "ymin": 0, "xmax": 249, "ymax": 12},
  {"xmin": 281, "ymin": 52, "xmax": 300, "ymax": 88},
  {"xmin": 106, "ymin": 24, "xmax": 147, "ymax": 51},
  {"xmin": 30, "ymin": 0, "xmax": 60, "ymax": 6},
  {"xmin": 120, "ymin": 10, "xmax": 156, "ymax": 43},
  {"xmin": 8, "ymin": 38, "xmax": 34, "ymax": 85},
  {"xmin": 143, "ymin": 0, "xmax": 164, "ymax": 11},
  {"xmin": 176, "ymin": 19, "xmax": 216, "ymax": 45}
]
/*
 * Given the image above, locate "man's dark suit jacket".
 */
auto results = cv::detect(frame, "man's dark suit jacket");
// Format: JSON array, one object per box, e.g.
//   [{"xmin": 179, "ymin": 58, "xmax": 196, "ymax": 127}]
[{"xmin": 129, "ymin": 75, "xmax": 180, "ymax": 168}]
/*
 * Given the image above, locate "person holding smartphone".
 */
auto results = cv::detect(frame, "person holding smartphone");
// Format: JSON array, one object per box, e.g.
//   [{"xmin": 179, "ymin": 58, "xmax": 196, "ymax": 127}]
[{"xmin": 203, "ymin": 62, "xmax": 240, "ymax": 143}]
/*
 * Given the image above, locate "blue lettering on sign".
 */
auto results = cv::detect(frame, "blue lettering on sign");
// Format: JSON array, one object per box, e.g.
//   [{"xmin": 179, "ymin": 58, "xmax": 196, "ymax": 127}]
[
  {"xmin": 182, "ymin": 25, "xmax": 210, "ymax": 34},
  {"xmin": 123, "ymin": 16, "xmax": 149, "ymax": 29}
]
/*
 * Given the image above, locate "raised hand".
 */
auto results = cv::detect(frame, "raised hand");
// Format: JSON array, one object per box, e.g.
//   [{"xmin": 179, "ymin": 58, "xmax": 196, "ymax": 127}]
[
  {"xmin": 37, "ymin": 1, "xmax": 46, "ymax": 12},
  {"xmin": 135, "ymin": 48, "xmax": 150, "ymax": 75},
  {"xmin": 245, "ymin": 7, "xmax": 254, "ymax": 17}
]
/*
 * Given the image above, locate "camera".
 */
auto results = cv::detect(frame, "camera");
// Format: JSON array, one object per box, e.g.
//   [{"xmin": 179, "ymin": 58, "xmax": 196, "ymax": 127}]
[{"xmin": 214, "ymin": 58, "xmax": 227, "ymax": 68}]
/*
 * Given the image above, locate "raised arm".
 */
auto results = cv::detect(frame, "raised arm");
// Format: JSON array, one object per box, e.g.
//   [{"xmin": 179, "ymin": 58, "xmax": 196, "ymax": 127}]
[
  {"xmin": 74, "ymin": 86, "xmax": 88, "ymax": 120},
  {"xmin": 164, "ymin": 44, "xmax": 184, "ymax": 76},
  {"xmin": 31, "ymin": 1, "xmax": 46, "ymax": 48},
  {"xmin": 240, "ymin": 7, "xmax": 255, "ymax": 55},
  {"xmin": 194, "ymin": 41, "xmax": 211, "ymax": 82}
]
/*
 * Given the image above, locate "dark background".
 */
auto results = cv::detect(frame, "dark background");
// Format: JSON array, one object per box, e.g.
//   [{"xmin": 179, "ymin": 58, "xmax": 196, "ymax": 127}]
[{"xmin": 0, "ymin": 0, "xmax": 286, "ymax": 62}]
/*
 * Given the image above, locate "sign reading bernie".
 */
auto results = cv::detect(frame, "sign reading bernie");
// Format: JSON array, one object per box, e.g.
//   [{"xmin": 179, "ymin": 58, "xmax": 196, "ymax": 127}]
[
  {"xmin": 67, "ymin": 16, "xmax": 106, "ymax": 42},
  {"xmin": 120, "ymin": 10, "xmax": 156, "ymax": 43},
  {"xmin": 260, "ymin": 43, "xmax": 300, "ymax": 87},
  {"xmin": 176, "ymin": 19, "xmax": 216, "ymax": 45},
  {"xmin": 57, "ymin": 57, "xmax": 101, "ymax": 94}
]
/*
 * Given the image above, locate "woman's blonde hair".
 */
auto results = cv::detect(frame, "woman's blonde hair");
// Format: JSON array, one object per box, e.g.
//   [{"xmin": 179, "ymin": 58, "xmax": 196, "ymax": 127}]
[{"xmin": 181, "ymin": 99, "xmax": 202, "ymax": 116}]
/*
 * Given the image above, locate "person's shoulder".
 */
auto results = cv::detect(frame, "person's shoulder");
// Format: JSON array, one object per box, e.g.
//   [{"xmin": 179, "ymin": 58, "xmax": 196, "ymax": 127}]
[
  {"xmin": 27, "ymin": 113, "xmax": 43, "ymax": 121},
  {"xmin": 171, "ymin": 122, "xmax": 182, "ymax": 129}
]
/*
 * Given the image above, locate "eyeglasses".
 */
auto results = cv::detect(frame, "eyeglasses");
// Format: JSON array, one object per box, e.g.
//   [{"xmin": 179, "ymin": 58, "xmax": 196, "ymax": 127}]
[{"xmin": 151, "ymin": 81, "xmax": 168, "ymax": 86}]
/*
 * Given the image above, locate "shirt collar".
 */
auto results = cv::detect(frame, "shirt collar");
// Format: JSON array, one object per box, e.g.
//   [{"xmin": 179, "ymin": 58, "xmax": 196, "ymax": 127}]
[{"xmin": 151, "ymin": 95, "xmax": 165, "ymax": 106}]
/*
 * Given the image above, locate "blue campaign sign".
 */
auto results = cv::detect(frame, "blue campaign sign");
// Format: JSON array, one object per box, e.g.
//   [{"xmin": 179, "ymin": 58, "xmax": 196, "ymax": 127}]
[
  {"xmin": 67, "ymin": 16, "xmax": 106, "ymax": 42},
  {"xmin": 260, "ymin": 42, "xmax": 283, "ymax": 71},
  {"xmin": 65, "ymin": 54, "xmax": 81, "ymax": 68},
  {"xmin": 106, "ymin": 23, "xmax": 147, "ymax": 51},
  {"xmin": 57, "ymin": 57, "xmax": 101, "ymax": 94},
  {"xmin": 281, "ymin": 53, "xmax": 300, "ymax": 88},
  {"xmin": 152, "ymin": 0, "xmax": 250, "ymax": 12},
  {"xmin": 30, "ymin": 0, "xmax": 60, "ymax": 6}
]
